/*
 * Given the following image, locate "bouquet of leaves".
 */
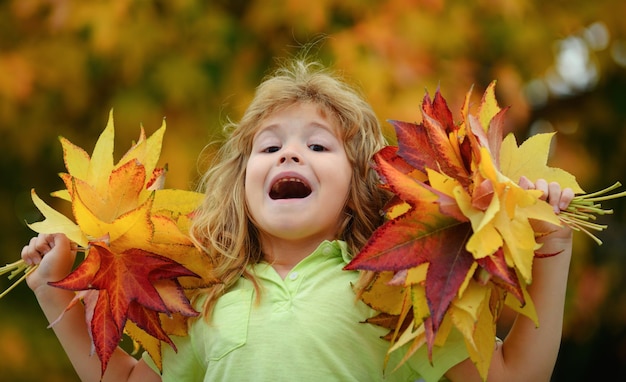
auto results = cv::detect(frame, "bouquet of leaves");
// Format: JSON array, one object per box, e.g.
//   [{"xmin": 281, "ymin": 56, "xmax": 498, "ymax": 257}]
[
  {"xmin": 344, "ymin": 82, "xmax": 625, "ymax": 380},
  {"xmin": 1, "ymin": 112, "xmax": 215, "ymax": 377},
  {"xmin": 3, "ymin": 86, "xmax": 623, "ymax": 381}
]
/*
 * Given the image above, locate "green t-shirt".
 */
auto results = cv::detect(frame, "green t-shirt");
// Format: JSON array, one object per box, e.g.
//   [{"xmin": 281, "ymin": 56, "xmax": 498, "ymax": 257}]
[{"xmin": 143, "ymin": 240, "xmax": 468, "ymax": 381}]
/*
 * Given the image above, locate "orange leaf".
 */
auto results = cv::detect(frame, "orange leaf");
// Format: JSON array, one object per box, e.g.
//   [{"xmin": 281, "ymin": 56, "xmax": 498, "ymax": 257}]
[{"xmin": 49, "ymin": 242, "xmax": 199, "ymax": 377}]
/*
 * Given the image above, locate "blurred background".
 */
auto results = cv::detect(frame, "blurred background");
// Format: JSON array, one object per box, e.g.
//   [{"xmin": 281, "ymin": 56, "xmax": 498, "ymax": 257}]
[{"xmin": 1, "ymin": 0, "xmax": 625, "ymax": 380}]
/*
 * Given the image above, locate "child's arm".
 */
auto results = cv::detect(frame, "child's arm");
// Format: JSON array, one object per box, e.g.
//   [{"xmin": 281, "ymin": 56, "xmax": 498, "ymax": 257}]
[
  {"xmin": 22, "ymin": 233, "xmax": 161, "ymax": 382},
  {"xmin": 446, "ymin": 178, "xmax": 575, "ymax": 382}
]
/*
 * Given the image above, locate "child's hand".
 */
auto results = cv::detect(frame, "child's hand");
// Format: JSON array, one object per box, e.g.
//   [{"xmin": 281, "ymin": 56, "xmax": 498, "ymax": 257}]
[
  {"xmin": 448, "ymin": 177, "xmax": 576, "ymax": 382},
  {"xmin": 519, "ymin": 176, "xmax": 575, "ymax": 251},
  {"xmin": 21, "ymin": 233, "xmax": 77, "ymax": 292},
  {"xmin": 519, "ymin": 176, "xmax": 575, "ymax": 214}
]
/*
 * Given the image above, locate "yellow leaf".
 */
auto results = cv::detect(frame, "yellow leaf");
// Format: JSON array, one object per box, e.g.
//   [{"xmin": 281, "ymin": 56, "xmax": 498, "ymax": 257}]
[
  {"xmin": 389, "ymin": 318, "xmax": 425, "ymax": 353},
  {"xmin": 450, "ymin": 305, "xmax": 475, "ymax": 349},
  {"xmin": 87, "ymin": 110, "xmax": 116, "ymax": 196},
  {"xmin": 153, "ymin": 189, "xmax": 204, "ymax": 215},
  {"xmin": 72, "ymin": 184, "xmax": 153, "ymax": 243},
  {"xmin": 457, "ymin": 261, "xmax": 478, "ymax": 298},
  {"xmin": 426, "ymin": 169, "xmax": 460, "ymax": 198},
  {"xmin": 51, "ymin": 189, "xmax": 71, "ymax": 202},
  {"xmin": 433, "ymin": 312, "xmax": 453, "ymax": 347},
  {"xmin": 404, "ymin": 263, "xmax": 428, "ymax": 286},
  {"xmin": 499, "ymin": 132, "xmax": 584, "ymax": 193},
  {"xmin": 466, "ymin": 222, "xmax": 502, "ymax": 260},
  {"xmin": 124, "ymin": 320, "xmax": 162, "ymax": 371},
  {"xmin": 495, "ymin": 206, "xmax": 538, "ymax": 283},
  {"xmin": 71, "ymin": 161, "xmax": 146, "ymax": 223},
  {"xmin": 473, "ymin": 145, "xmax": 560, "ymax": 282},
  {"xmin": 464, "ymin": 290, "xmax": 496, "ymax": 381},
  {"xmin": 360, "ymin": 272, "xmax": 406, "ymax": 315},
  {"xmin": 522, "ymin": 195, "xmax": 562, "ymax": 226},
  {"xmin": 454, "ymin": 184, "xmax": 502, "ymax": 259},
  {"xmin": 117, "ymin": 119, "xmax": 166, "ymax": 187},
  {"xmin": 452, "ymin": 281, "xmax": 488, "ymax": 322},
  {"xmin": 60, "ymin": 136, "xmax": 91, "ymax": 180},
  {"xmin": 505, "ymin": 275, "xmax": 538, "ymax": 326},
  {"xmin": 478, "ymin": 80, "xmax": 500, "ymax": 133},
  {"xmin": 386, "ymin": 201, "xmax": 411, "ymax": 219},
  {"xmin": 410, "ymin": 284, "xmax": 430, "ymax": 321},
  {"xmin": 28, "ymin": 189, "xmax": 87, "ymax": 247},
  {"xmin": 151, "ymin": 214, "xmax": 194, "ymax": 246}
]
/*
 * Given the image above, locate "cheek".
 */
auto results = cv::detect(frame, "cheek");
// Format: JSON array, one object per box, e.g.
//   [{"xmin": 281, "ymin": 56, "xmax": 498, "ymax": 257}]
[
  {"xmin": 334, "ymin": 162, "xmax": 353, "ymax": 202},
  {"xmin": 244, "ymin": 165, "xmax": 254, "ymax": 202},
  {"xmin": 244, "ymin": 159, "xmax": 265, "ymax": 202}
]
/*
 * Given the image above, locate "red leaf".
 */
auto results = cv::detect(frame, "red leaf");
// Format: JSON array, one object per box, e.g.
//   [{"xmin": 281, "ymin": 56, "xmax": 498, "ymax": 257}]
[
  {"xmin": 471, "ymin": 179, "xmax": 495, "ymax": 211},
  {"xmin": 91, "ymin": 290, "xmax": 121, "ymax": 376},
  {"xmin": 345, "ymin": 211, "xmax": 464, "ymax": 272},
  {"xmin": 424, "ymin": 89, "xmax": 456, "ymax": 134},
  {"xmin": 390, "ymin": 119, "xmax": 440, "ymax": 173},
  {"xmin": 371, "ymin": 149, "xmax": 438, "ymax": 209},
  {"xmin": 423, "ymin": 223, "xmax": 474, "ymax": 332},
  {"xmin": 153, "ymin": 279, "xmax": 199, "ymax": 317},
  {"xmin": 390, "ymin": 90, "xmax": 471, "ymax": 188},
  {"xmin": 485, "ymin": 108, "xmax": 508, "ymax": 168},
  {"xmin": 468, "ymin": 106, "xmax": 509, "ymax": 170},
  {"xmin": 49, "ymin": 242, "xmax": 199, "ymax": 376},
  {"xmin": 420, "ymin": 91, "xmax": 470, "ymax": 184},
  {"xmin": 373, "ymin": 148, "xmax": 467, "ymax": 222},
  {"xmin": 375, "ymin": 146, "xmax": 418, "ymax": 179},
  {"xmin": 127, "ymin": 301, "xmax": 176, "ymax": 349},
  {"xmin": 475, "ymin": 249, "xmax": 526, "ymax": 307}
]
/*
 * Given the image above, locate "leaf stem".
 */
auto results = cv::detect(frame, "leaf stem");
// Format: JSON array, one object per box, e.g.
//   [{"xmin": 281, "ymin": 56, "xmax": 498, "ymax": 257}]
[
  {"xmin": 0, "ymin": 260, "xmax": 37, "ymax": 299},
  {"xmin": 575, "ymin": 182, "xmax": 622, "ymax": 199},
  {"xmin": 557, "ymin": 182, "xmax": 625, "ymax": 245}
]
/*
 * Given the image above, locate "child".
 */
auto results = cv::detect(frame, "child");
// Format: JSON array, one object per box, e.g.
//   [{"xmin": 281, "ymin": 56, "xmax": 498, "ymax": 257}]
[{"xmin": 21, "ymin": 58, "xmax": 574, "ymax": 382}]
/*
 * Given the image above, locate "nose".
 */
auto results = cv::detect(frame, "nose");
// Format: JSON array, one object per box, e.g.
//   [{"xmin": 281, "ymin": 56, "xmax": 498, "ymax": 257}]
[
  {"xmin": 279, "ymin": 154, "xmax": 300, "ymax": 164},
  {"xmin": 279, "ymin": 146, "xmax": 302, "ymax": 164}
]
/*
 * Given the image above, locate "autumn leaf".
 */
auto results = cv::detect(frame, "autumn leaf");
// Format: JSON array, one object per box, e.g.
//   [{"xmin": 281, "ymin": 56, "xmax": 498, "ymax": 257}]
[
  {"xmin": 345, "ymin": 82, "xmax": 625, "ymax": 382},
  {"xmin": 391, "ymin": 89, "xmax": 470, "ymax": 187},
  {"xmin": 0, "ymin": 110, "xmax": 214, "ymax": 377},
  {"xmin": 27, "ymin": 189, "xmax": 87, "ymax": 247},
  {"xmin": 499, "ymin": 132, "xmax": 584, "ymax": 193},
  {"xmin": 49, "ymin": 242, "xmax": 198, "ymax": 374}
]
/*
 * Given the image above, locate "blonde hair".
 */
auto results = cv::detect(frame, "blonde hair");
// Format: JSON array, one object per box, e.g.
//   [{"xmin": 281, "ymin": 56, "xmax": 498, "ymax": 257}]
[{"xmin": 190, "ymin": 58, "xmax": 388, "ymax": 318}]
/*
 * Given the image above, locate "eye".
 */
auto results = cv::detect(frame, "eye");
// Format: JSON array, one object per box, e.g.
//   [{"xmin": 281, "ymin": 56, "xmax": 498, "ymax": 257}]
[
  {"xmin": 309, "ymin": 144, "xmax": 327, "ymax": 152},
  {"xmin": 262, "ymin": 146, "xmax": 281, "ymax": 153}
]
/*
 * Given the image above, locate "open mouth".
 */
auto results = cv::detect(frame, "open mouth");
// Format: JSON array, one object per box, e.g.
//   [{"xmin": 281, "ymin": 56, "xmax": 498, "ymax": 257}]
[{"xmin": 269, "ymin": 177, "xmax": 312, "ymax": 200}]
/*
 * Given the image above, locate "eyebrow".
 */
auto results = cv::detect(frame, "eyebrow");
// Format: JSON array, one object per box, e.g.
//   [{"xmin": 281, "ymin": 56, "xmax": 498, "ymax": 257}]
[{"xmin": 256, "ymin": 119, "xmax": 340, "ymax": 138}]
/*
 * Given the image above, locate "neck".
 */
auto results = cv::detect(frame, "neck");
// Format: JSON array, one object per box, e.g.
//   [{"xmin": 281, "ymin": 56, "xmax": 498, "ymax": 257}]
[{"xmin": 259, "ymin": 235, "xmax": 330, "ymax": 278}]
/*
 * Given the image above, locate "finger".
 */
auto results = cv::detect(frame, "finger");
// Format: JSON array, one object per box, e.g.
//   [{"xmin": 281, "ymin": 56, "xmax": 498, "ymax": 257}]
[
  {"xmin": 519, "ymin": 176, "xmax": 534, "ymax": 190},
  {"xmin": 560, "ymin": 188, "xmax": 575, "ymax": 210},
  {"xmin": 34, "ymin": 234, "xmax": 53, "ymax": 256},
  {"xmin": 52, "ymin": 233, "xmax": 76, "ymax": 263},
  {"xmin": 22, "ymin": 237, "xmax": 42, "ymax": 265},
  {"xmin": 547, "ymin": 182, "xmax": 562, "ymax": 213},
  {"xmin": 535, "ymin": 179, "xmax": 549, "ymax": 200},
  {"xmin": 21, "ymin": 246, "xmax": 32, "ymax": 265}
]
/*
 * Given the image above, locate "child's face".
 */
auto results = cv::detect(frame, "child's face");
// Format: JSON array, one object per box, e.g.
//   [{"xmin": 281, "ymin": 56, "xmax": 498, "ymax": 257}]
[{"xmin": 245, "ymin": 102, "xmax": 352, "ymax": 247}]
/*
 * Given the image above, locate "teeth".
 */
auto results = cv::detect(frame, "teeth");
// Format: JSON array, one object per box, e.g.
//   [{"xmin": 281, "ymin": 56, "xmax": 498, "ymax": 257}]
[
  {"xmin": 270, "ymin": 177, "xmax": 311, "ymax": 199},
  {"xmin": 276, "ymin": 177, "xmax": 301, "ymax": 184},
  {"xmin": 272, "ymin": 178, "xmax": 302, "ymax": 191}
]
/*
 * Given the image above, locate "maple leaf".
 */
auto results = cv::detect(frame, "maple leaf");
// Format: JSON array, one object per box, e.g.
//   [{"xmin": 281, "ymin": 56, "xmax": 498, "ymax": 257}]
[
  {"xmin": 0, "ymin": 110, "xmax": 215, "ymax": 376},
  {"xmin": 391, "ymin": 89, "xmax": 470, "ymax": 187},
  {"xmin": 499, "ymin": 132, "xmax": 584, "ymax": 193},
  {"xmin": 48, "ymin": 242, "xmax": 198, "ymax": 374},
  {"xmin": 345, "ymin": 82, "xmax": 625, "ymax": 381}
]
